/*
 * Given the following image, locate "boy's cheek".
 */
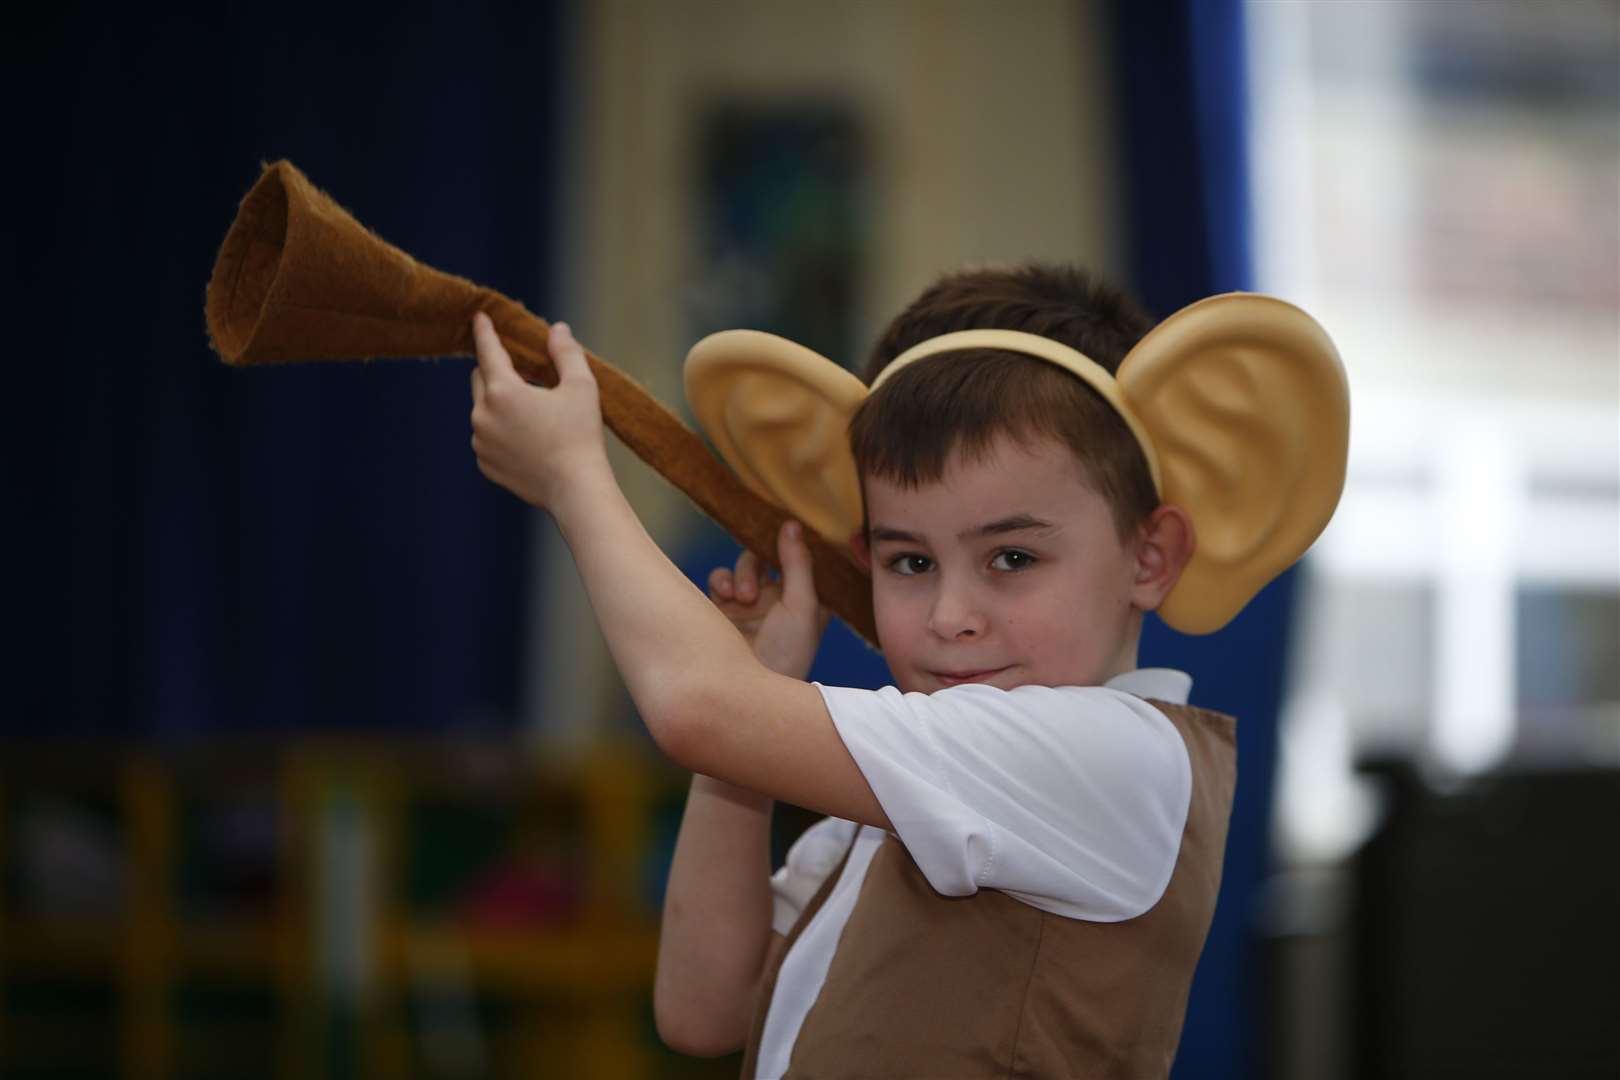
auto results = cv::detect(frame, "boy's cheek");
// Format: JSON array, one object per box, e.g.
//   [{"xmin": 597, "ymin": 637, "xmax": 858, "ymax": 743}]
[{"xmin": 869, "ymin": 595, "xmax": 912, "ymax": 655}]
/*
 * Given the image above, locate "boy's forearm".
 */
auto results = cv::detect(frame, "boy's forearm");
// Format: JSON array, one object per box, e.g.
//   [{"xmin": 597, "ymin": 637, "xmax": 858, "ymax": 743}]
[
  {"xmin": 546, "ymin": 455, "xmax": 889, "ymax": 830},
  {"xmin": 654, "ymin": 775, "xmax": 775, "ymax": 1052},
  {"xmin": 551, "ymin": 464, "xmax": 767, "ymax": 755}
]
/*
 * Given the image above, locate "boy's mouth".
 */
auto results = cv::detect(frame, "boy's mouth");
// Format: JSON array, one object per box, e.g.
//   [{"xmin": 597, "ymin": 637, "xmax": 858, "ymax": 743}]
[{"xmin": 931, "ymin": 667, "xmax": 1008, "ymax": 687}]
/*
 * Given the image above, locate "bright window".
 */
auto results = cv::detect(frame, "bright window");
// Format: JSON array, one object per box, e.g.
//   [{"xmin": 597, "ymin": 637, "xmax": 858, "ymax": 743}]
[{"xmin": 1247, "ymin": 0, "xmax": 1620, "ymax": 859}]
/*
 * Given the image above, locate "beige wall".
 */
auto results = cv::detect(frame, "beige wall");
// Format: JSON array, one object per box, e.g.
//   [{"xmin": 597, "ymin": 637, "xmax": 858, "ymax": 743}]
[{"xmin": 531, "ymin": 0, "xmax": 1127, "ymax": 746}]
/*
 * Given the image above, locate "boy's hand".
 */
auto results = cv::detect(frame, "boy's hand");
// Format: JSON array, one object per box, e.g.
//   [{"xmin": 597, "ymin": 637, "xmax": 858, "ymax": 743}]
[
  {"xmin": 470, "ymin": 314, "xmax": 608, "ymax": 510},
  {"xmin": 708, "ymin": 519, "xmax": 830, "ymax": 679}
]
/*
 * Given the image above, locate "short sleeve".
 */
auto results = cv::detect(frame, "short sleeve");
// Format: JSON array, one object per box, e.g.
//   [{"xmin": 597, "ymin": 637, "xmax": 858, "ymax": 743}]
[
  {"xmin": 768, "ymin": 816, "xmax": 859, "ymax": 935},
  {"xmin": 814, "ymin": 683, "xmax": 1192, "ymax": 921}
]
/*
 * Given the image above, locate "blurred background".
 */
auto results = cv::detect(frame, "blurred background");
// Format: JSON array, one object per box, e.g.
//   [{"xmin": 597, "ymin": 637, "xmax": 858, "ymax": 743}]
[{"xmin": 10, "ymin": 0, "xmax": 1617, "ymax": 1077}]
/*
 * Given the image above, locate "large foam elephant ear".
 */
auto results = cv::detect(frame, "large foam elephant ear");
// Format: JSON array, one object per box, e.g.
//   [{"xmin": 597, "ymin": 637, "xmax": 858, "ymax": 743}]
[
  {"xmin": 685, "ymin": 330, "xmax": 868, "ymax": 547},
  {"xmin": 1120, "ymin": 293, "xmax": 1349, "ymax": 635}
]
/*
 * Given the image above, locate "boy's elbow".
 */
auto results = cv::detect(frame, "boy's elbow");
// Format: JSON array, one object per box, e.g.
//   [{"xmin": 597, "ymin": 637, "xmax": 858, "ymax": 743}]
[
  {"xmin": 654, "ymin": 996, "xmax": 746, "ymax": 1058},
  {"xmin": 656, "ymin": 1017, "xmax": 744, "ymax": 1059},
  {"xmin": 642, "ymin": 681, "xmax": 722, "ymax": 773}
]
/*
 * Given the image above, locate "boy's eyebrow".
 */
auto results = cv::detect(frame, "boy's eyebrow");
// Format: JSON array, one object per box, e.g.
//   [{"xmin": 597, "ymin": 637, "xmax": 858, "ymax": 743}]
[
  {"xmin": 867, "ymin": 525, "xmax": 921, "ymax": 544},
  {"xmin": 965, "ymin": 513, "xmax": 1057, "ymax": 540},
  {"xmin": 867, "ymin": 514, "xmax": 1057, "ymax": 545}
]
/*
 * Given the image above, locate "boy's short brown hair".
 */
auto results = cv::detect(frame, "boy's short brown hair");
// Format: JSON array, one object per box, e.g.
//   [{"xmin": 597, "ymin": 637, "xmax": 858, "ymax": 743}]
[{"xmin": 849, "ymin": 263, "xmax": 1159, "ymax": 538}]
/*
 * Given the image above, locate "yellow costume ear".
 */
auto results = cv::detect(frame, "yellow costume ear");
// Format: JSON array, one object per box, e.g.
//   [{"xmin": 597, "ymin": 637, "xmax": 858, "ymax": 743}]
[
  {"xmin": 684, "ymin": 330, "xmax": 866, "ymax": 547},
  {"xmin": 1119, "ymin": 294, "xmax": 1349, "ymax": 634}
]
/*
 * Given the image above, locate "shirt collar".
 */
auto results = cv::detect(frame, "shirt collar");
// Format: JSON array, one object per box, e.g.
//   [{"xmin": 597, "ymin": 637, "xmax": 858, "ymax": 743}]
[{"xmin": 1105, "ymin": 667, "xmax": 1192, "ymax": 704}]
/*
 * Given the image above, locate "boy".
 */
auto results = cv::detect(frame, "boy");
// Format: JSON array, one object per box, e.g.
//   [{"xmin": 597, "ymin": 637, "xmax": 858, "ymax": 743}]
[{"xmin": 470, "ymin": 265, "xmax": 1232, "ymax": 1077}]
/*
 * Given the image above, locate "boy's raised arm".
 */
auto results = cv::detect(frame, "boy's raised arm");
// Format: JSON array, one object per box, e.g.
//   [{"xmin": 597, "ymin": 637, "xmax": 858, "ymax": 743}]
[{"xmin": 469, "ymin": 314, "xmax": 889, "ymax": 830}]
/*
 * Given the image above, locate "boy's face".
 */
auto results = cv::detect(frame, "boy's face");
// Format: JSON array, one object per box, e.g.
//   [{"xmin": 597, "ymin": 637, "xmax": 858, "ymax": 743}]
[{"xmin": 861, "ymin": 434, "xmax": 1144, "ymax": 694}]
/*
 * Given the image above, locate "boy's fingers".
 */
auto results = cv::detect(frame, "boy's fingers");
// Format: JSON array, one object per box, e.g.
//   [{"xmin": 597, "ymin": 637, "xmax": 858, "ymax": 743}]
[
  {"xmin": 470, "ymin": 367, "xmax": 484, "ymax": 405},
  {"xmin": 472, "ymin": 312, "xmax": 515, "ymax": 383},
  {"xmin": 708, "ymin": 566, "xmax": 733, "ymax": 599},
  {"xmin": 734, "ymin": 549, "xmax": 759, "ymax": 600},
  {"xmin": 547, "ymin": 322, "xmax": 593, "ymax": 385},
  {"xmin": 778, "ymin": 520, "xmax": 818, "ymax": 611}
]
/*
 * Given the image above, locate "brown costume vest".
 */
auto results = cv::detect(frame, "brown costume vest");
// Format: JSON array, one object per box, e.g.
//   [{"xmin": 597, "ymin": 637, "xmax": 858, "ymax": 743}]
[{"xmin": 740, "ymin": 700, "xmax": 1237, "ymax": 1079}]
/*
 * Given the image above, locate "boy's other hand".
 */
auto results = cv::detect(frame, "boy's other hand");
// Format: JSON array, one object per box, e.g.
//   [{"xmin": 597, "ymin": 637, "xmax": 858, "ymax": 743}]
[
  {"xmin": 707, "ymin": 520, "xmax": 830, "ymax": 679},
  {"xmin": 469, "ymin": 314, "xmax": 607, "ymax": 510}
]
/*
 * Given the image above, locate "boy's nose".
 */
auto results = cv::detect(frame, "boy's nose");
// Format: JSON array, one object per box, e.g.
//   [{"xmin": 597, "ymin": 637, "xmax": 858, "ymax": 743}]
[{"xmin": 928, "ymin": 582, "xmax": 988, "ymax": 640}]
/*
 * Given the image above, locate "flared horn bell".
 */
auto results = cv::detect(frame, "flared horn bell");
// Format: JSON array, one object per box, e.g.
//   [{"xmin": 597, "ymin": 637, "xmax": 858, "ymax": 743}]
[
  {"xmin": 206, "ymin": 160, "xmax": 543, "ymax": 371},
  {"xmin": 203, "ymin": 160, "xmax": 877, "ymax": 645}
]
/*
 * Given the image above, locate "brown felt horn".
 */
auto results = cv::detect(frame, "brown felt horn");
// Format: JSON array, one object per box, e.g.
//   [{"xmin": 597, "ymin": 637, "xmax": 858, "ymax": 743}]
[{"xmin": 206, "ymin": 160, "xmax": 876, "ymax": 646}]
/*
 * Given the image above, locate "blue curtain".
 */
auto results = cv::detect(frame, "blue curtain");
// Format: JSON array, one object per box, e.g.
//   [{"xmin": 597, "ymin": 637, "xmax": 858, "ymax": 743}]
[
  {"xmin": 16, "ymin": 2, "xmax": 565, "ymax": 739},
  {"xmin": 1113, "ymin": 2, "xmax": 1288, "ymax": 1077}
]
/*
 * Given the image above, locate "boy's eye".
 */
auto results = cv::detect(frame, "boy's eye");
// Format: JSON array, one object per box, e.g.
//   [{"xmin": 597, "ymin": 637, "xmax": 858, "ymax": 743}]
[
  {"xmin": 990, "ymin": 549, "xmax": 1036, "ymax": 572},
  {"xmin": 887, "ymin": 553, "xmax": 933, "ymax": 576}
]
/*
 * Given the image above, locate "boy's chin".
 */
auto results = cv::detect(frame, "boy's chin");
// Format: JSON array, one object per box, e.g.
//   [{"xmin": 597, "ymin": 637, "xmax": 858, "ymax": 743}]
[
  {"xmin": 931, "ymin": 668, "xmax": 1013, "ymax": 689},
  {"xmin": 906, "ymin": 662, "xmax": 1124, "ymax": 693},
  {"xmin": 906, "ymin": 666, "xmax": 1024, "ymax": 693}
]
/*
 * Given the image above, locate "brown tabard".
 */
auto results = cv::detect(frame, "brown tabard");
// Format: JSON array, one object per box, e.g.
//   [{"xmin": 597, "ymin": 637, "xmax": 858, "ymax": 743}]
[{"xmin": 740, "ymin": 700, "xmax": 1237, "ymax": 1079}]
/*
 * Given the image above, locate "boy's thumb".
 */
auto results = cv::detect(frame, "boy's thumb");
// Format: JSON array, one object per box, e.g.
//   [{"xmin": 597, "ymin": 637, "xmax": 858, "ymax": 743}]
[
  {"xmin": 547, "ymin": 322, "xmax": 593, "ymax": 384},
  {"xmin": 778, "ymin": 520, "xmax": 817, "ymax": 610}
]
